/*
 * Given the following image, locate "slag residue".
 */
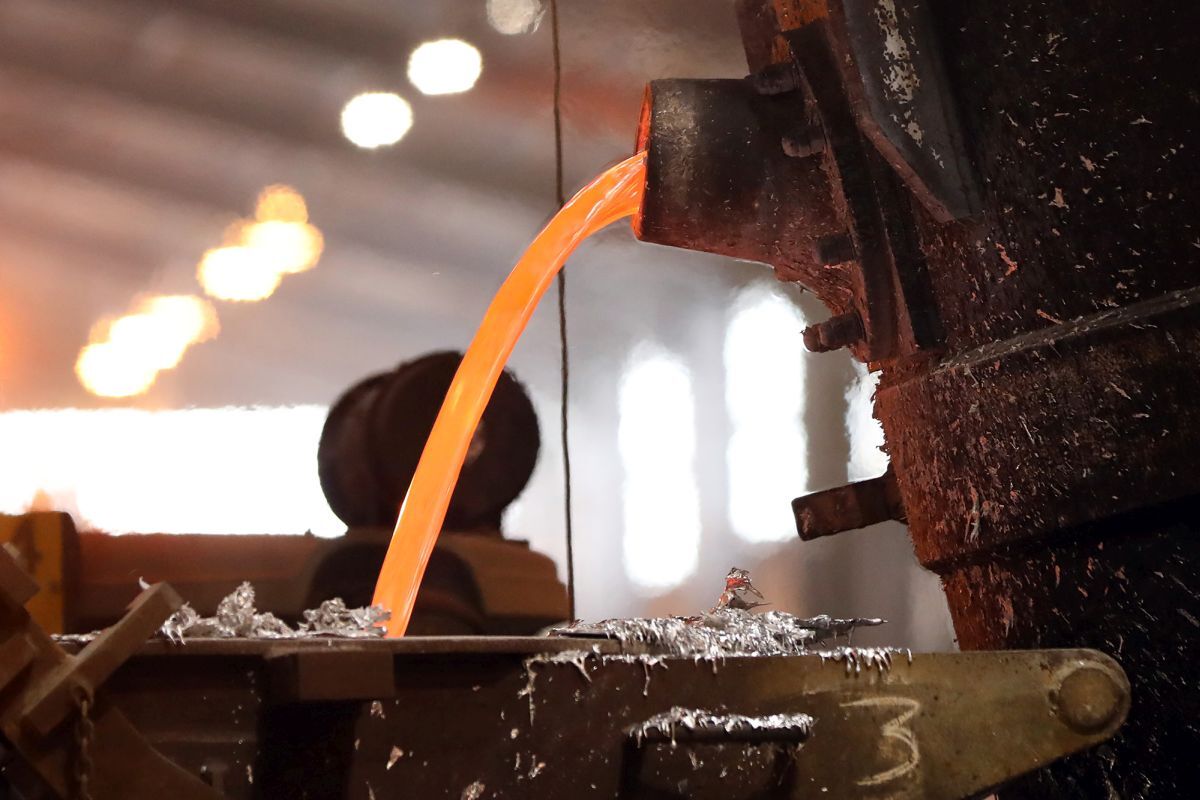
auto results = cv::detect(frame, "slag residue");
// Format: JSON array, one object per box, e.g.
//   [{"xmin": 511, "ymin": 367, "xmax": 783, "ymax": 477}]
[
  {"xmin": 160, "ymin": 582, "xmax": 389, "ymax": 641},
  {"xmin": 629, "ymin": 707, "xmax": 815, "ymax": 747}
]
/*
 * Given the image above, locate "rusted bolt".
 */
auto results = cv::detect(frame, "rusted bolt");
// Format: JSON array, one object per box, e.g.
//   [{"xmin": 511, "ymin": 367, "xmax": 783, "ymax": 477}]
[
  {"xmin": 1053, "ymin": 664, "xmax": 1126, "ymax": 735},
  {"xmin": 802, "ymin": 312, "xmax": 864, "ymax": 352},
  {"xmin": 200, "ymin": 759, "xmax": 229, "ymax": 792},
  {"xmin": 750, "ymin": 63, "xmax": 802, "ymax": 95},
  {"xmin": 793, "ymin": 468, "xmax": 904, "ymax": 540},
  {"xmin": 814, "ymin": 233, "xmax": 856, "ymax": 265},
  {"xmin": 782, "ymin": 131, "xmax": 826, "ymax": 158}
]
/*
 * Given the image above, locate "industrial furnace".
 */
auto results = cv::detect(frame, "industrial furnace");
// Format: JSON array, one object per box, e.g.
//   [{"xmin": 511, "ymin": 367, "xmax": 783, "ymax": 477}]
[
  {"xmin": 0, "ymin": 0, "xmax": 1193, "ymax": 797},
  {"xmin": 633, "ymin": 1, "xmax": 1198, "ymax": 796}
]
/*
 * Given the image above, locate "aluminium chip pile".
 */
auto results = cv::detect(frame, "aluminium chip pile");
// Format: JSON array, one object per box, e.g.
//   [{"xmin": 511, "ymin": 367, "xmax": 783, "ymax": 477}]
[
  {"xmin": 159, "ymin": 581, "xmax": 389, "ymax": 641},
  {"xmin": 549, "ymin": 567, "xmax": 885, "ymax": 659},
  {"xmin": 550, "ymin": 608, "xmax": 885, "ymax": 659}
]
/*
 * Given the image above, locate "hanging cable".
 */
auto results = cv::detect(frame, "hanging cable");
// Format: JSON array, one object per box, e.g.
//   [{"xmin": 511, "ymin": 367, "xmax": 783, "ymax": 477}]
[{"xmin": 549, "ymin": 0, "xmax": 576, "ymax": 620}]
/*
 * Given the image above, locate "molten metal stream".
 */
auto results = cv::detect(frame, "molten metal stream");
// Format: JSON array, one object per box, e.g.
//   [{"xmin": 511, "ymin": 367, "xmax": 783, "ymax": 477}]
[{"xmin": 373, "ymin": 152, "xmax": 647, "ymax": 636}]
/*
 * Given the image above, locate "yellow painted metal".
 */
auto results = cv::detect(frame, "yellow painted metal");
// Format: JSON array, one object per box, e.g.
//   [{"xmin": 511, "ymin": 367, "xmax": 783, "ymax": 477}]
[{"xmin": 0, "ymin": 511, "xmax": 73, "ymax": 633}]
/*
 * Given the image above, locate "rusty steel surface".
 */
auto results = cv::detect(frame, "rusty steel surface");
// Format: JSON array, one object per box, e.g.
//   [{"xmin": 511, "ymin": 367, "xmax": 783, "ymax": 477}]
[
  {"xmin": 792, "ymin": 468, "xmax": 904, "ymax": 540},
  {"xmin": 939, "ymin": 520, "xmax": 1200, "ymax": 799},
  {"xmin": 2, "ymin": 556, "xmax": 1126, "ymax": 798},
  {"xmin": 833, "ymin": 0, "xmax": 979, "ymax": 221},
  {"xmin": 734, "ymin": 1, "xmax": 945, "ymax": 361},
  {"xmin": 879, "ymin": 287, "xmax": 1200, "ymax": 564},
  {"xmin": 634, "ymin": 78, "xmax": 850, "ymax": 319},
  {"xmin": 679, "ymin": 1, "xmax": 1200, "ymax": 794},
  {"xmin": 874, "ymin": 1, "xmax": 1200, "ymax": 794},
  {"xmin": 76, "ymin": 637, "xmax": 1126, "ymax": 799}
]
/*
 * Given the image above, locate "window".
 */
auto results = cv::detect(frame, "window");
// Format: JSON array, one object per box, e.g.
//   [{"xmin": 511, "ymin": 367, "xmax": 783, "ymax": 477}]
[
  {"xmin": 617, "ymin": 344, "xmax": 700, "ymax": 591},
  {"xmin": 845, "ymin": 361, "xmax": 889, "ymax": 481},
  {"xmin": 0, "ymin": 407, "xmax": 343, "ymax": 536},
  {"xmin": 723, "ymin": 282, "xmax": 809, "ymax": 543}
]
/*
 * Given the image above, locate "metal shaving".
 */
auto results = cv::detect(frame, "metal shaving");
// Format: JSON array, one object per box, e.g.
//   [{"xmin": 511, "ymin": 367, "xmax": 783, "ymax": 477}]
[
  {"xmin": 599, "ymin": 653, "xmax": 669, "ymax": 696},
  {"xmin": 550, "ymin": 608, "xmax": 884, "ymax": 660},
  {"xmin": 550, "ymin": 570, "xmax": 883, "ymax": 660},
  {"xmin": 818, "ymin": 645, "xmax": 913, "ymax": 675},
  {"xmin": 518, "ymin": 647, "xmax": 668, "ymax": 722},
  {"xmin": 514, "ymin": 571, "xmax": 895, "ymax": 725},
  {"xmin": 628, "ymin": 707, "xmax": 814, "ymax": 747},
  {"xmin": 53, "ymin": 633, "xmax": 102, "ymax": 646},
  {"xmin": 300, "ymin": 597, "xmax": 391, "ymax": 637},
  {"xmin": 158, "ymin": 582, "xmax": 389, "ymax": 641},
  {"xmin": 526, "ymin": 648, "xmax": 596, "ymax": 682},
  {"xmin": 460, "ymin": 780, "xmax": 485, "ymax": 800}
]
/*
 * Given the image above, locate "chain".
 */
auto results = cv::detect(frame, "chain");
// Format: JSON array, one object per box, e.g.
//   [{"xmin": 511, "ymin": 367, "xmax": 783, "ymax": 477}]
[{"xmin": 73, "ymin": 690, "xmax": 95, "ymax": 800}]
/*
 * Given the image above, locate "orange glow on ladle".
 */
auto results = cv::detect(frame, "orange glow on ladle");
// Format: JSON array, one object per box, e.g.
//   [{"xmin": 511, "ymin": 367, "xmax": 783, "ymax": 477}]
[{"xmin": 373, "ymin": 152, "xmax": 648, "ymax": 636}]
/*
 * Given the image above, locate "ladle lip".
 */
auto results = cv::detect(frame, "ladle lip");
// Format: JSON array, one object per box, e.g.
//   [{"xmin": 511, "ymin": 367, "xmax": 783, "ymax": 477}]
[{"xmin": 632, "ymin": 83, "xmax": 653, "ymax": 239}]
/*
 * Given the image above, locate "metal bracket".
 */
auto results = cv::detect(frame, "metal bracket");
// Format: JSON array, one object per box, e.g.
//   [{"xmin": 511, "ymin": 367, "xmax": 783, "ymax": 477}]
[
  {"xmin": 0, "ymin": 546, "xmax": 220, "ymax": 799},
  {"xmin": 267, "ymin": 645, "xmax": 396, "ymax": 704},
  {"xmin": 793, "ymin": 467, "xmax": 905, "ymax": 540},
  {"xmin": 22, "ymin": 582, "xmax": 182, "ymax": 737},
  {"xmin": 834, "ymin": 0, "xmax": 980, "ymax": 221},
  {"xmin": 612, "ymin": 648, "xmax": 1127, "ymax": 799}
]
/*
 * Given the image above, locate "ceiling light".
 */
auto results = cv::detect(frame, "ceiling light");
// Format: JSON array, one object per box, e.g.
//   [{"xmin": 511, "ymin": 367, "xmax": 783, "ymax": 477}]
[
  {"xmin": 142, "ymin": 295, "xmax": 220, "ymax": 346},
  {"xmin": 340, "ymin": 92, "xmax": 413, "ymax": 149},
  {"xmin": 197, "ymin": 246, "xmax": 283, "ymax": 302},
  {"xmin": 76, "ymin": 295, "xmax": 219, "ymax": 398},
  {"xmin": 243, "ymin": 221, "xmax": 324, "ymax": 275},
  {"xmin": 75, "ymin": 342, "xmax": 158, "ymax": 398},
  {"xmin": 407, "ymin": 39, "xmax": 482, "ymax": 96},
  {"xmin": 255, "ymin": 185, "xmax": 309, "ymax": 223}
]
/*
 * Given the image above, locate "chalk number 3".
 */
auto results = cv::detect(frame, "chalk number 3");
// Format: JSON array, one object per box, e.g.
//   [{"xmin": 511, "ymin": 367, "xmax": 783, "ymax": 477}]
[{"xmin": 840, "ymin": 696, "xmax": 922, "ymax": 787}]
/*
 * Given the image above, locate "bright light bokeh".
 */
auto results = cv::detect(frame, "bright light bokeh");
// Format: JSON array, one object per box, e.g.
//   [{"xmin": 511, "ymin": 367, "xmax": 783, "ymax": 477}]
[
  {"xmin": 846, "ymin": 361, "xmax": 889, "ymax": 481},
  {"xmin": 487, "ymin": 0, "xmax": 545, "ymax": 34},
  {"xmin": 105, "ymin": 296, "xmax": 219, "ymax": 370},
  {"xmin": 242, "ymin": 221, "xmax": 324, "ymax": 275},
  {"xmin": 198, "ymin": 185, "xmax": 324, "ymax": 300},
  {"xmin": 340, "ymin": 92, "xmax": 413, "ymax": 149},
  {"xmin": 618, "ymin": 344, "xmax": 700, "ymax": 592},
  {"xmin": 407, "ymin": 39, "xmax": 483, "ymax": 96},
  {"xmin": 0, "ymin": 407, "xmax": 344, "ymax": 537},
  {"xmin": 255, "ymin": 185, "xmax": 309, "ymax": 223},
  {"xmin": 75, "ymin": 343, "xmax": 157, "ymax": 398},
  {"xmin": 142, "ymin": 295, "xmax": 220, "ymax": 344},
  {"xmin": 76, "ymin": 295, "xmax": 219, "ymax": 398},
  {"xmin": 106, "ymin": 314, "xmax": 188, "ymax": 372},
  {"xmin": 723, "ymin": 282, "xmax": 809, "ymax": 543},
  {"xmin": 198, "ymin": 246, "xmax": 283, "ymax": 302}
]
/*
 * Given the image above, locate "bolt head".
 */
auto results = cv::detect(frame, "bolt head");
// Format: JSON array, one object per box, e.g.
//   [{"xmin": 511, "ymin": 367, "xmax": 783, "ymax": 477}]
[{"xmin": 1054, "ymin": 665, "xmax": 1126, "ymax": 735}]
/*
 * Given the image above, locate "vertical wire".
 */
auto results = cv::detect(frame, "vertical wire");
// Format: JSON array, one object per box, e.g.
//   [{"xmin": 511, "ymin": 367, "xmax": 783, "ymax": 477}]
[{"xmin": 549, "ymin": 0, "xmax": 576, "ymax": 620}]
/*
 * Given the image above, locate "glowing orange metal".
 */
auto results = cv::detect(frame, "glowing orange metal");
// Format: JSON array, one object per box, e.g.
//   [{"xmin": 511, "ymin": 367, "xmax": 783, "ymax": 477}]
[{"xmin": 372, "ymin": 152, "xmax": 647, "ymax": 636}]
